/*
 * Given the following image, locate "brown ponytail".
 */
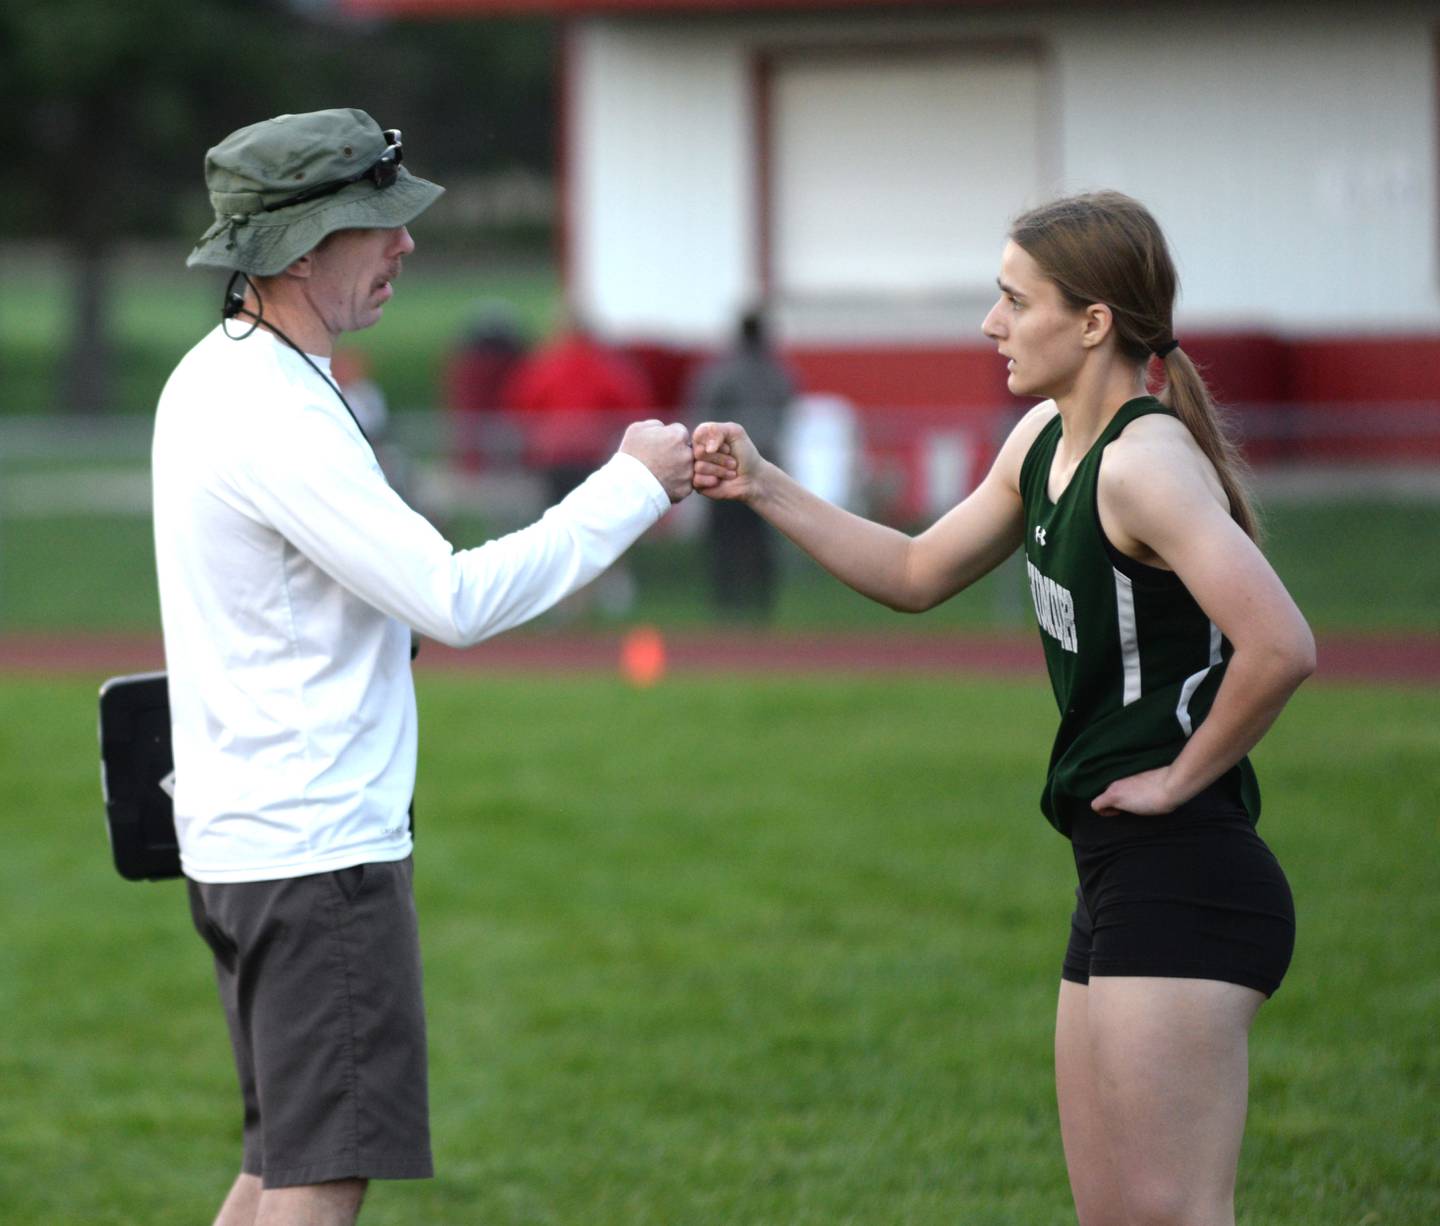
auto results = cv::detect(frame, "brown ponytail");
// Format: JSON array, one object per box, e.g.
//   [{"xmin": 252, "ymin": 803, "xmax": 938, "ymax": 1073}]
[
  {"xmin": 1155, "ymin": 346, "xmax": 1258, "ymax": 540},
  {"xmin": 1010, "ymin": 191, "xmax": 1259, "ymax": 540}
]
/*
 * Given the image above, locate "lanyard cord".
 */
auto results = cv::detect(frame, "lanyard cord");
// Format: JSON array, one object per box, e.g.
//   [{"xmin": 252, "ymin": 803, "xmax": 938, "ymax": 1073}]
[
  {"xmin": 219, "ymin": 270, "xmax": 416, "ymax": 665},
  {"xmin": 220, "ymin": 270, "xmax": 374, "ymax": 447}
]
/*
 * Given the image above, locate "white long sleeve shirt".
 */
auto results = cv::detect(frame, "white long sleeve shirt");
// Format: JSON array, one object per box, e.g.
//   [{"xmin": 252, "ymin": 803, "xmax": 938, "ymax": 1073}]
[{"xmin": 153, "ymin": 324, "xmax": 669, "ymax": 883}]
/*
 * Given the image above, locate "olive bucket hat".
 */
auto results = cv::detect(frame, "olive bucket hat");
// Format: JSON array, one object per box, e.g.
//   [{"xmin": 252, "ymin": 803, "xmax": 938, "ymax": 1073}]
[{"xmin": 187, "ymin": 108, "xmax": 444, "ymax": 276}]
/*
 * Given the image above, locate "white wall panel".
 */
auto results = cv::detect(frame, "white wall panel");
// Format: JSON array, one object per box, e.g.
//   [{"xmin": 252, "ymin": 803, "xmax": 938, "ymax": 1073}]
[
  {"xmin": 771, "ymin": 52, "xmax": 1042, "ymax": 296},
  {"xmin": 1054, "ymin": 5, "xmax": 1438, "ymax": 330},
  {"xmin": 571, "ymin": 23, "xmax": 753, "ymax": 341},
  {"xmin": 572, "ymin": 3, "xmax": 1440, "ymax": 340}
]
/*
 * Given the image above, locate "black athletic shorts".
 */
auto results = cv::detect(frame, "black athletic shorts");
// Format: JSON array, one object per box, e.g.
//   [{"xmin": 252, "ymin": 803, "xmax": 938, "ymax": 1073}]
[
  {"xmin": 187, "ymin": 858, "xmax": 433, "ymax": 1187},
  {"xmin": 1060, "ymin": 782, "xmax": 1295, "ymax": 997}
]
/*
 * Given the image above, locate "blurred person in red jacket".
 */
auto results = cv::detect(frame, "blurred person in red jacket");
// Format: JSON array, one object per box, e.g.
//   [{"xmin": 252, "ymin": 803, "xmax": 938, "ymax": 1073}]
[
  {"xmin": 501, "ymin": 314, "xmax": 656, "ymax": 503},
  {"xmin": 443, "ymin": 303, "xmax": 527, "ymax": 472}
]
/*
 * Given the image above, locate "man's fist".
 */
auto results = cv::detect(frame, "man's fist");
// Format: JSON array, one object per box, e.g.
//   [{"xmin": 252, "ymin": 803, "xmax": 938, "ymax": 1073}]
[{"xmin": 620, "ymin": 420, "xmax": 694, "ymax": 503}]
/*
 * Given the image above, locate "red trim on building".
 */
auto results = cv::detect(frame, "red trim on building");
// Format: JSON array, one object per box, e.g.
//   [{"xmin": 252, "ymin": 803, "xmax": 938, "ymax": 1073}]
[
  {"xmin": 787, "ymin": 345, "xmax": 1012, "ymax": 410},
  {"xmin": 779, "ymin": 335, "xmax": 1440, "ymax": 477},
  {"xmin": 340, "ymin": 0, "xmax": 1017, "ymax": 17},
  {"xmin": 771, "ymin": 335, "xmax": 1440, "ymax": 412},
  {"xmin": 1286, "ymin": 336, "xmax": 1440, "ymax": 404},
  {"xmin": 613, "ymin": 331, "xmax": 1440, "ymax": 521},
  {"xmin": 779, "ymin": 334, "xmax": 1440, "ymax": 515}
]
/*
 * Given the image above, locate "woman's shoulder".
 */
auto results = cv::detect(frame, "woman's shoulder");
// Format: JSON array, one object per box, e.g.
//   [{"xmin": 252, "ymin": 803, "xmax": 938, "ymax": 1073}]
[
  {"xmin": 989, "ymin": 400, "xmax": 1061, "ymax": 492},
  {"xmin": 1006, "ymin": 400, "xmax": 1061, "ymax": 457},
  {"xmin": 1115, "ymin": 403, "xmax": 1187, "ymax": 441},
  {"xmin": 1018, "ymin": 399, "xmax": 1061, "ymax": 432},
  {"xmin": 1102, "ymin": 408, "xmax": 1227, "ymax": 512},
  {"xmin": 992, "ymin": 399, "xmax": 1058, "ymax": 477},
  {"xmin": 1108, "ymin": 409, "xmax": 1212, "ymax": 473}
]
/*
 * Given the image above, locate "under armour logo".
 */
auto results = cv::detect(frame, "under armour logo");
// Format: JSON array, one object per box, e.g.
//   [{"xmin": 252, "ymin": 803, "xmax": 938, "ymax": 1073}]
[{"xmin": 1035, "ymin": 526, "xmax": 1048, "ymax": 547}]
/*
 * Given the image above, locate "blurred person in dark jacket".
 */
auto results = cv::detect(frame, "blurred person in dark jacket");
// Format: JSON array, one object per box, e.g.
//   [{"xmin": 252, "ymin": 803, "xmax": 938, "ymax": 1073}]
[{"xmin": 687, "ymin": 308, "xmax": 797, "ymax": 620}]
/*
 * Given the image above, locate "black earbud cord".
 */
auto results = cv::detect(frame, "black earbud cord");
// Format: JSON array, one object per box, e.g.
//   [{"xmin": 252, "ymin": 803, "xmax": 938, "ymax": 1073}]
[
  {"xmin": 221, "ymin": 270, "xmax": 373, "ymax": 447},
  {"xmin": 220, "ymin": 272, "xmax": 418, "ymax": 668}
]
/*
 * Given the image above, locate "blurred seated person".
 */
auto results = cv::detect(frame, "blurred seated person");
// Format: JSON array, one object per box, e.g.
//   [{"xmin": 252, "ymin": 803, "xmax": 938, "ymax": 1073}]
[
  {"xmin": 333, "ymin": 347, "xmax": 411, "ymax": 495},
  {"xmin": 332, "ymin": 348, "xmax": 388, "ymax": 440},
  {"xmin": 779, "ymin": 392, "xmax": 861, "ymax": 513},
  {"xmin": 443, "ymin": 303, "xmax": 527, "ymax": 471},
  {"xmin": 500, "ymin": 313, "xmax": 656, "ymax": 502},
  {"xmin": 686, "ymin": 307, "xmax": 797, "ymax": 620}
]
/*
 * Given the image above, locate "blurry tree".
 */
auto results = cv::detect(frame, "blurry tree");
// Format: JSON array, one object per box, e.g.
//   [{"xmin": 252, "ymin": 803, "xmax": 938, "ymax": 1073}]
[
  {"xmin": 0, "ymin": 0, "xmax": 301, "ymax": 412},
  {"xmin": 0, "ymin": 0, "xmax": 554, "ymax": 413},
  {"xmin": 351, "ymin": 17, "xmax": 556, "ymax": 186}
]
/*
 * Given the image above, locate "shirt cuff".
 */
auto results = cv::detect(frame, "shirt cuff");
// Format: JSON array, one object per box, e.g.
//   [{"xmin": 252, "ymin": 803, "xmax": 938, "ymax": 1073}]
[{"xmin": 604, "ymin": 449, "xmax": 673, "ymax": 518}]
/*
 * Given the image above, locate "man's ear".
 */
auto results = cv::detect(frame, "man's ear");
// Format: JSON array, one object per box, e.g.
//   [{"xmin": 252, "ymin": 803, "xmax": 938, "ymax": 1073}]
[
  {"xmin": 1081, "ymin": 302, "xmax": 1113, "ymax": 350},
  {"xmin": 282, "ymin": 252, "xmax": 314, "ymax": 280}
]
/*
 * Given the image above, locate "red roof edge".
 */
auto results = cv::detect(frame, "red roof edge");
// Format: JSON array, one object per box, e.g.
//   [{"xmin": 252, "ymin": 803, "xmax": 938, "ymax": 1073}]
[{"xmin": 338, "ymin": 0, "xmax": 993, "ymax": 18}]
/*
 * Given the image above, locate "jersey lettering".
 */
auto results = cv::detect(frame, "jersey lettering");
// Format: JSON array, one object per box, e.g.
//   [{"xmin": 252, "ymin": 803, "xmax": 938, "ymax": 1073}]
[{"xmin": 1027, "ymin": 559, "xmax": 1078, "ymax": 653}]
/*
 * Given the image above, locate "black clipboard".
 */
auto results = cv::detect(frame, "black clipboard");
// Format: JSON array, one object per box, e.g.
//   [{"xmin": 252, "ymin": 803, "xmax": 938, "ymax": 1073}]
[{"xmin": 98, "ymin": 671, "xmax": 182, "ymax": 881}]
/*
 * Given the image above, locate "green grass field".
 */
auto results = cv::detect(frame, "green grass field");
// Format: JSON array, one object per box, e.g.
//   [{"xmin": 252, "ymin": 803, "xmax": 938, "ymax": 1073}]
[
  {"xmin": 4, "ymin": 240, "xmax": 1438, "ymax": 637},
  {"xmin": 1, "ymin": 673, "xmax": 1436, "ymax": 1224},
  {"xmin": 2, "ymin": 498, "xmax": 1438, "ymax": 635}
]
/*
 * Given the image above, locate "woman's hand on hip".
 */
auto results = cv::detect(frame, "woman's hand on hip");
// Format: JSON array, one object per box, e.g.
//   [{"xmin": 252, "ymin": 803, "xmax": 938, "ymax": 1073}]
[{"xmin": 1091, "ymin": 767, "xmax": 1183, "ymax": 817}]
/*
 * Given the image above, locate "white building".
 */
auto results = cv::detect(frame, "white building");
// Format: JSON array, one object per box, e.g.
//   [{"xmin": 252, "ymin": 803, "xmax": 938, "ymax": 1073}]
[{"xmin": 349, "ymin": 0, "xmax": 1440, "ymax": 502}]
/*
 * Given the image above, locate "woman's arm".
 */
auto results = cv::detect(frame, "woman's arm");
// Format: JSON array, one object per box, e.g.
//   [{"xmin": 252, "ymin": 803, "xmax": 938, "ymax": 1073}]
[
  {"xmin": 693, "ymin": 406, "xmax": 1052, "ymax": 613},
  {"xmin": 1090, "ymin": 423, "xmax": 1316, "ymax": 816}
]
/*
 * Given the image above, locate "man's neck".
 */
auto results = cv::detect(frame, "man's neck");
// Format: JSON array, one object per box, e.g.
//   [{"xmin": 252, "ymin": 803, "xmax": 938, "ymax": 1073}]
[{"xmin": 243, "ymin": 289, "xmax": 333, "ymax": 358}]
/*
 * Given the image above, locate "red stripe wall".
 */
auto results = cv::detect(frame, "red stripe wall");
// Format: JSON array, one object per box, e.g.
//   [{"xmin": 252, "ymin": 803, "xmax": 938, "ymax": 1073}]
[
  {"xmin": 616, "ymin": 332, "xmax": 1438, "ymax": 520},
  {"xmin": 780, "ymin": 335, "xmax": 1440, "ymax": 411},
  {"xmin": 626, "ymin": 333, "xmax": 1440, "ymax": 419},
  {"xmin": 1285, "ymin": 337, "xmax": 1440, "ymax": 404},
  {"xmin": 778, "ymin": 334, "xmax": 1440, "ymax": 475},
  {"xmin": 786, "ymin": 345, "xmax": 1011, "ymax": 410}
]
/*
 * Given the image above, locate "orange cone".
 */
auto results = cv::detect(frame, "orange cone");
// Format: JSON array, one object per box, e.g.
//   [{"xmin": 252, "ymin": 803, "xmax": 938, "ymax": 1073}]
[{"xmin": 620, "ymin": 625, "xmax": 667, "ymax": 688}]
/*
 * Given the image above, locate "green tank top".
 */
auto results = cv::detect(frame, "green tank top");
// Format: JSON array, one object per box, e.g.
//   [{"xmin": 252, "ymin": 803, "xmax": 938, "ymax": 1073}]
[{"xmin": 1018, "ymin": 396, "xmax": 1260, "ymax": 836}]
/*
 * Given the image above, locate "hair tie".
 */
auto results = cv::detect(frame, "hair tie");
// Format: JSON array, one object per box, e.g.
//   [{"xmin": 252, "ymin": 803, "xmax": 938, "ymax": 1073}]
[{"xmin": 1153, "ymin": 338, "xmax": 1180, "ymax": 360}]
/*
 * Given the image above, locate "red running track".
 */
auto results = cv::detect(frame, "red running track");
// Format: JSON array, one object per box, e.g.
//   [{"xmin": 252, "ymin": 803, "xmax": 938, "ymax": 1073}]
[{"xmin": 2, "ymin": 630, "xmax": 1438, "ymax": 684}]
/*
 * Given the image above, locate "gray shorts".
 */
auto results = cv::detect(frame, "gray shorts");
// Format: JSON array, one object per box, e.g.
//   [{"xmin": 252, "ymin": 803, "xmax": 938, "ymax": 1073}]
[{"xmin": 187, "ymin": 858, "xmax": 433, "ymax": 1187}]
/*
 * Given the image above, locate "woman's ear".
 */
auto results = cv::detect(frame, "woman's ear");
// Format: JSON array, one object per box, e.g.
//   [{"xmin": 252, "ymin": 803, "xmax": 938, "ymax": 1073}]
[{"xmin": 1081, "ymin": 302, "xmax": 1113, "ymax": 349}]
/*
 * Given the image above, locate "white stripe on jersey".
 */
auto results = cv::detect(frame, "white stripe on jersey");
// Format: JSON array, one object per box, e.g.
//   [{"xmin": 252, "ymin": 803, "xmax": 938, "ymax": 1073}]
[
  {"xmin": 1113, "ymin": 569, "xmax": 1142, "ymax": 706},
  {"xmin": 1176, "ymin": 621, "xmax": 1224, "ymax": 736}
]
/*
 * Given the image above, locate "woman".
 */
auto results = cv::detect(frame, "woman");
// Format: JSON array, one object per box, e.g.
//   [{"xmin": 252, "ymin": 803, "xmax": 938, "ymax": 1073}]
[{"xmin": 693, "ymin": 191, "xmax": 1313, "ymax": 1226}]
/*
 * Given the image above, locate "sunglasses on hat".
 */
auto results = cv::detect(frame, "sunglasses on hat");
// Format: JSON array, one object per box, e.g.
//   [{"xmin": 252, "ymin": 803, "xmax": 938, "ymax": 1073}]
[{"xmin": 263, "ymin": 130, "xmax": 403, "ymax": 213}]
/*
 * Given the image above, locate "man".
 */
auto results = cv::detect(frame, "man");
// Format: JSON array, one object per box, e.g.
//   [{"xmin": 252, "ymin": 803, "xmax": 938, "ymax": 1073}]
[
  {"xmin": 153, "ymin": 108, "xmax": 692, "ymax": 1226},
  {"xmin": 686, "ymin": 308, "xmax": 796, "ymax": 619}
]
